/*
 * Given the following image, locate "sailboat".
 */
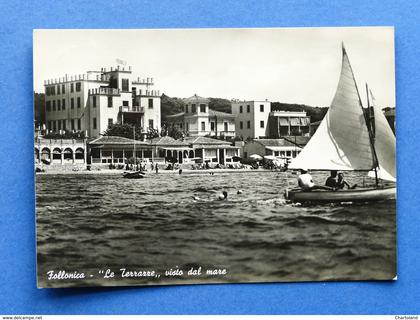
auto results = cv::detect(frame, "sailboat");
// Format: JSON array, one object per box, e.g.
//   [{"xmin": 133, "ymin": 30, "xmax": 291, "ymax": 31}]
[{"xmin": 285, "ymin": 44, "xmax": 396, "ymax": 203}]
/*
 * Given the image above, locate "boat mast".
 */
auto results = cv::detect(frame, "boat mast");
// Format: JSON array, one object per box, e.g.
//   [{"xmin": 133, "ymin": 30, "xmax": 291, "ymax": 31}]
[
  {"xmin": 366, "ymin": 83, "xmax": 379, "ymax": 186},
  {"xmin": 133, "ymin": 126, "xmax": 136, "ymax": 167},
  {"xmin": 342, "ymin": 44, "xmax": 379, "ymax": 186}
]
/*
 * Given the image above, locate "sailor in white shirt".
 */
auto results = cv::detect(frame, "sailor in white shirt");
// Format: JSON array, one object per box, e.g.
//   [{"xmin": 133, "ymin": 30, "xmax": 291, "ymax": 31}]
[{"xmin": 297, "ymin": 168, "xmax": 315, "ymax": 190}]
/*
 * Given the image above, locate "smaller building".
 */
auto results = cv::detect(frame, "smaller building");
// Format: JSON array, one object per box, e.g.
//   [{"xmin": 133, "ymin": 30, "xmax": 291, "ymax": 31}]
[
  {"xmin": 268, "ymin": 111, "xmax": 310, "ymax": 137},
  {"xmin": 243, "ymin": 137, "xmax": 309, "ymax": 165},
  {"xmin": 384, "ymin": 109, "xmax": 396, "ymax": 133},
  {"xmin": 88, "ymin": 135, "xmax": 241, "ymax": 166},
  {"xmin": 166, "ymin": 95, "xmax": 236, "ymax": 138},
  {"xmin": 35, "ymin": 137, "xmax": 87, "ymax": 167},
  {"xmin": 231, "ymin": 99, "xmax": 271, "ymax": 139}
]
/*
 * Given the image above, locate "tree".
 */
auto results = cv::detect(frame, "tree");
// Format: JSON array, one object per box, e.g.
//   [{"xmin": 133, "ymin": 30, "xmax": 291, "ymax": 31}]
[
  {"xmin": 34, "ymin": 92, "xmax": 46, "ymax": 127},
  {"xmin": 160, "ymin": 94, "xmax": 186, "ymax": 121},
  {"xmin": 103, "ymin": 123, "xmax": 144, "ymax": 140},
  {"xmin": 208, "ymin": 98, "xmax": 232, "ymax": 113},
  {"xmin": 161, "ymin": 123, "xmax": 187, "ymax": 140}
]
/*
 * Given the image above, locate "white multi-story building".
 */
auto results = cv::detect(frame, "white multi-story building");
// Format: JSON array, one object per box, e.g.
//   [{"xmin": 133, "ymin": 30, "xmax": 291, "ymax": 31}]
[
  {"xmin": 44, "ymin": 65, "xmax": 161, "ymax": 138},
  {"xmin": 166, "ymin": 95, "xmax": 236, "ymax": 138},
  {"xmin": 231, "ymin": 100, "xmax": 271, "ymax": 139}
]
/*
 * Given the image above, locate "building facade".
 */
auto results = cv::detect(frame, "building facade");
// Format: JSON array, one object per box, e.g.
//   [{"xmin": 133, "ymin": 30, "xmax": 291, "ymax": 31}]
[
  {"xmin": 268, "ymin": 111, "xmax": 310, "ymax": 137},
  {"xmin": 44, "ymin": 65, "xmax": 161, "ymax": 138},
  {"xmin": 166, "ymin": 95, "xmax": 236, "ymax": 138},
  {"xmin": 88, "ymin": 135, "xmax": 240, "ymax": 166},
  {"xmin": 231, "ymin": 100, "xmax": 271, "ymax": 139},
  {"xmin": 243, "ymin": 137, "xmax": 309, "ymax": 166}
]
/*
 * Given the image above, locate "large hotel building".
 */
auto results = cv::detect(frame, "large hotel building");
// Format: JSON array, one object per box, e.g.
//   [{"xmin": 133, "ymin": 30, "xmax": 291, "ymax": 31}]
[{"xmin": 44, "ymin": 65, "xmax": 161, "ymax": 138}]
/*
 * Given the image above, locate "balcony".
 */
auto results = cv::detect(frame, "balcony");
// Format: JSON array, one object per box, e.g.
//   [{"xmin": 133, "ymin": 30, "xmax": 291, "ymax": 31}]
[{"xmin": 119, "ymin": 106, "xmax": 145, "ymax": 113}]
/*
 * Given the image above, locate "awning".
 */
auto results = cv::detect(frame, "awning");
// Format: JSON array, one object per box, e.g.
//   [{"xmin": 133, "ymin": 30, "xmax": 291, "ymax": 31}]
[{"xmin": 278, "ymin": 118, "xmax": 289, "ymax": 125}]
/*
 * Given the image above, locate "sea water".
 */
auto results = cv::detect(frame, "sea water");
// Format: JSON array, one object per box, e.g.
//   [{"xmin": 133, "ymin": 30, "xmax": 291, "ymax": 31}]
[{"xmin": 36, "ymin": 171, "xmax": 396, "ymax": 287}]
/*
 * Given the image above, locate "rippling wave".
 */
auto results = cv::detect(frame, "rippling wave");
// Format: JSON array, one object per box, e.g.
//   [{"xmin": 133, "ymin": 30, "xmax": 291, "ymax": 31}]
[{"xmin": 36, "ymin": 171, "xmax": 396, "ymax": 287}]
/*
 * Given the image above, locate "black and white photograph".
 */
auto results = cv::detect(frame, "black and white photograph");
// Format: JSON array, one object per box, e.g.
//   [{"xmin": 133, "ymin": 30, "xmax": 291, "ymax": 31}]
[{"xmin": 34, "ymin": 27, "xmax": 396, "ymax": 288}]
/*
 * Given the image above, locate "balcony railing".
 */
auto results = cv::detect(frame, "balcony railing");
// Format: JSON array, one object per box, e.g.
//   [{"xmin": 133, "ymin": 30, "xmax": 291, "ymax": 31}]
[
  {"xmin": 88, "ymin": 87, "xmax": 120, "ymax": 96},
  {"xmin": 119, "ymin": 106, "xmax": 145, "ymax": 113}
]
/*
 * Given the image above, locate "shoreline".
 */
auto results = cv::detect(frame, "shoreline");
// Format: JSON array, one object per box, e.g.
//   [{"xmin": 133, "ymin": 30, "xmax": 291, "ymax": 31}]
[{"xmin": 36, "ymin": 168, "xmax": 290, "ymax": 176}]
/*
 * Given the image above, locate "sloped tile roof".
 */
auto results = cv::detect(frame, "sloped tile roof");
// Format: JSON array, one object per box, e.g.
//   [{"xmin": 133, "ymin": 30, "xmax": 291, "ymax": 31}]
[
  {"xmin": 184, "ymin": 136, "xmax": 232, "ymax": 146},
  {"xmin": 89, "ymin": 135, "xmax": 149, "ymax": 145},
  {"xmin": 183, "ymin": 94, "xmax": 210, "ymax": 104}
]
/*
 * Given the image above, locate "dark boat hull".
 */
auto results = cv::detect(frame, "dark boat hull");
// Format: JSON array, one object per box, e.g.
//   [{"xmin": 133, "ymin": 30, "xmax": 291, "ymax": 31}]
[{"xmin": 285, "ymin": 186, "xmax": 396, "ymax": 203}]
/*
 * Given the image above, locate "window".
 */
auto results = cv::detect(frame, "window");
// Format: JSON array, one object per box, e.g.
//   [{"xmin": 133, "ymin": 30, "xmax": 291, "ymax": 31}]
[
  {"xmin": 46, "ymin": 101, "xmax": 51, "ymax": 112},
  {"xmin": 46, "ymin": 87, "xmax": 50, "ymax": 96},
  {"xmin": 191, "ymin": 104, "xmax": 196, "ymax": 113},
  {"xmin": 121, "ymin": 78, "xmax": 129, "ymax": 91},
  {"xmin": 200, "ymin": 104, "xmax": 206, "ymax": 113},
  {"xmin": 148, "ymin": 98, "xmax": 153, "ymax": 109},
  {"xmin": 185, "ymin": 105, "xmax": 189, "ymax": 113},
  {"xmin": 247, "ymin": 120, "xmax": 251, "ymax": 129},
  {"xmin": 224, "ymin": 122, "xmax": 228, "ymax": 132},
  {"xmin": 71, "ymin": 98, "xmax": 74, "ymax": 109},
  {"xmin": 239, "ymin": 105, "xmax": 243, "ymax": 113},
  {"xmin": 260, "ymin": 104, "xmax": 264, "ymax": 112},
  {"xmin": 62, "ymin": 84, "xmax": 65, "ymax": 94},
  {"xmin": 62, "ymin": 99, "xmax": 65, "ymax": 110},
  {"xmin": 77, "ymin": 97, "xmax": 81, "ymax": 108},
  {"xmin": 51, "ymin": 86, "xmax": 55, "ymax": 96},
  {"xmin": 210, "ymin": 122, "xmax": 215, "ymax": 131},
  {"xmin": 247, "ymin": 105, "xmax": 250, "ymax": 113},
  {"xmin": 186, "ymin": 122, "xmax": 189, "ymax": 131},
  {"xmin": 108, "ymin": 118, "xmax": 113, "ymax": 128},
  {"xmin": 71, "ymin": 83, "xmax": 74, "ymax": 93},
  {"xmin": 48, "ymin": 121, "xmax": 51, "ymax": 130},
  {"xmin": 260, "ymin": 120, "xmax": 264, "ymax": 128},
  {"xmin": 201, "ymin": 121, "xmax": 205, "ymax": 131},
  {"xmin": 180, "ymin": 123, "xmax": 183, "ymax": 129},
  {"xmin": 123, "ymin": 100, "xmax": 129, "ymax": 107},
  {"xmin": 77, "ymin": 119, "xmax": 81, "ymax": 130},
  {"xmin": 57, "ymin": 120, "xmax": 61, "ymax": 131},
  {"xmin": 57, "ymin": 85, "xmax": 60, "ymax": 95},
  {"xmin": 93, "ymin": 96, "xmax": 96, "ymax": 108},
  {"xmin": 62, "ymin": 120, "xmax": 66, "ymax": 131},
  {"xmin": 71, "ymin": 119, "xmax": 75, "ymax": 130},
  {"xmin": 57, "ymin": 100, "xmax": 61, "ymax": 111},
  {"xmin": 108, "ymin": 97, "xmax": 113, "ymax": 108},
  {"xmin": 239, "ymin": 121, "xmax": 243, "ymax": 129},
  {"xmin": 93, "ymin": 117, "xmax": 97, "ymax": 130},
  {"xmin": 148, "ymin": 119, "xmax": 154, "ymax": 128},
  {"xmin": 53, "ymin": 121, "xmax": 56, "ymax": 132},
  {"xmin": 76, "ymin": 82, "xmax": 81, "ymax": 92},
  {"xmin": 52, "ymin": 100, "xmax": 56, "ymax": 111}
]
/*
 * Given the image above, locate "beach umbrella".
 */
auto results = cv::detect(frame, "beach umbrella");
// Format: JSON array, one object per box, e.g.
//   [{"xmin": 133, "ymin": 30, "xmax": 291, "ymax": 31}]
[{"xmin": 249, "ymin": 154, "xmax": 263, "ymax": 160}]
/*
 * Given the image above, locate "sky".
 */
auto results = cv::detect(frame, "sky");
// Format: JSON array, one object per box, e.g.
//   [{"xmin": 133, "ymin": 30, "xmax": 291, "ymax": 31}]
[{"xmin": 33, "ymin": 27, "xmax": 395, "ymax": 108}]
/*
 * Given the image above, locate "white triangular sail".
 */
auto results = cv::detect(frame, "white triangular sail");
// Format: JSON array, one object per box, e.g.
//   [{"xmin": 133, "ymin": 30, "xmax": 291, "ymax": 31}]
[
  {"xmin": 367, "ymin": 90, "xmax": 396, "ymax": 182},
  {"xmin": 290, "ymin": 46, "xmax": 375, "ymax": 171}
]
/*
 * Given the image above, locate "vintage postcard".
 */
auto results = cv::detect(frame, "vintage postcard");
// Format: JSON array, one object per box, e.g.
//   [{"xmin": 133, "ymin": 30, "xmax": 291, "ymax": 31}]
[{"xmin": 34, "ymin": 27, "xmax": 396, "ymax": 288}]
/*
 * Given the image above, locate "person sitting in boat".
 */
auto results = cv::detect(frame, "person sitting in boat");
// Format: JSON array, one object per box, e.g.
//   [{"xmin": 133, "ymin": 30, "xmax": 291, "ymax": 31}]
[
  {"xmin": 297, "ymin": 168, "xmax": 315, "ymax": 190},
  {"xmin": 298, "ymin": 168, "xmax": 335, "ymax": 191},
  {"xmin": 325, "ymin": 170, "xmax": 338, "ymax": 188},
  {"xmin": 337, "ymin": 173, "xmax": 357, "ymax": 189}
]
